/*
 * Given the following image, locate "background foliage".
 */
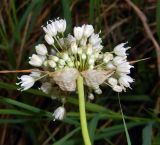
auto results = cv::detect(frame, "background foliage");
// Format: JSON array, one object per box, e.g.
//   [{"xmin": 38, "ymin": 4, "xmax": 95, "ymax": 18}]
[{"xmin": 0, "ymin": 0, "xmax": 160, "ymax": 145}]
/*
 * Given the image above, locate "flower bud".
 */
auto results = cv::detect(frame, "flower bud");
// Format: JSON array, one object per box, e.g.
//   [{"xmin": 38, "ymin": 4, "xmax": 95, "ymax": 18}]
[
  {"xmin": 87, "ymin": 44, "xmax": 93, "ymax": 55},
  {"xmin": 71, "ymin": 42, "xmax": 78, "ymax": 54},
  {"xmin": 44, "ymin": 34, "xmax": 54, "ymax": 45},
  {"xmin": 103, "ymin": 53, "xmax": 113, "ymax": 63},
  {"xmin": 59, "ymin": 59, "xmax": 65, "ymax": 66},
  {"xmin": 29, "ymin": 54, "xmax": 43, "ymax": 67},
  {"xmin": 50, "ymin": 55, "xmax": 59, "ymax": 62},
  {"xmin": 35, "ymin": 44, "xmax": 48, "ymax": 56},
  {"xmin": 113, "ymin": 85, "xmax": 123, "ymax": 92},
  {"xmin": 48, "ymin": 60, "xmax": 57, "ymax": 68},
  {"xmin": 106, "ymin": 62, "xmax": 116, "ymax": 70},
  {"xmin": 53, "ymin": 106, "xmax": 66, "ymax": 121},
  {"xmin": 67, "ymin": 61, "xmax": 74, "ymax": 67},
  {"xmin": 81, "ymin": 53, "xmax": 86, "ymax": 60},
  {"xmin": 62, "ymin": 53, "xmax": 69, "ymax": 61},
  {"xmin": 88, "ymin": 58, "xmax": 95, "ymax": 65},
  {"xmin": 88, "ymin": 93, "xmax": 94, "ymax": 100},
  {"xmin": 78, "ymin": 48, "xmax": 83, "ymax": 55}
]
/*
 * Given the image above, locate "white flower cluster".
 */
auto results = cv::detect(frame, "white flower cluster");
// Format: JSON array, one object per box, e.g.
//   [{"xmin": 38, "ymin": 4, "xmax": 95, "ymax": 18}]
[{"xmin": 17, "ymin": 18, "xmax": 134, "ymax": 120}]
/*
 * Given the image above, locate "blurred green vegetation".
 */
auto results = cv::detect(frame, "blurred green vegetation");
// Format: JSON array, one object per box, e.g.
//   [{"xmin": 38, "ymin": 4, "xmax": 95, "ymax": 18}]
[{"xmin": 0, "ymin": 0, "xmax": 160, "ymax": 145}]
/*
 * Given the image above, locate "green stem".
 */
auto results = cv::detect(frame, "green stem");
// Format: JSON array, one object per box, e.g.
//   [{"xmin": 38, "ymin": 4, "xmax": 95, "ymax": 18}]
[{"xmin": 77, "ymin": 75, "xmax": 92, "ymax": 145}]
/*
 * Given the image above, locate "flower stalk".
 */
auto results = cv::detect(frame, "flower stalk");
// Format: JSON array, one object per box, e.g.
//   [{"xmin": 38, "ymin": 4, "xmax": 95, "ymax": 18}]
[{"xmin": 77, "ymin": 75, "xmax": 92, "ymax": 145}]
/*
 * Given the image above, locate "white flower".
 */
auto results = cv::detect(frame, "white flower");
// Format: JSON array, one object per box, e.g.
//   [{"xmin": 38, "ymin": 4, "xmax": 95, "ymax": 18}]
[
  {"xmin": 67, "ymin": 34, "xmax": 76, "ymax": 43},
  {"xmin": 119, "ymin": 74, "xmax": 134, "ymax": 88},
  {"xmin": 71, "ymin": 42, "xmax": 78, "ymax": 54},
  {"xmin": 81, "ymin": 53, "xmax": 86, "ymax": 60},
  {"xmin": 29, "ymin": 70, "xmax": 41, "ymax": 78},
  {"xmin": 83, "ymin": 24, "xmax": 94, "ymax": 37},
  {"xmin": 103, "ymin": 53, "xmax": 113, "ymax": 63},
  {"xmin": 92, "ymin": 44, "xmax": 103, "ymax": 51},
  {"xmin": 40, "ymin": 82, "xmax": 52, "ymax": 94},
  {"xmin": 44, "ymin": 34, "xmax": 54, "ymax": 45},
  {"xmin": 54, "ymin": 19, "xmax": 66, "ymax": 33},
  {"xmin": 114, "ymin": 43, "xmax": 130, "ymax": 56},
  {"xmin": 108, "ymin": 77, "xmax": 118, "ymax": 86},
  {"xmin": 106, "ymin": 62, "xmax": 116, "ymax": 70},
  {"xmin": 53, "ymin": 106, "xmax": 66, "ymax": 121},
  {"xmin": 74, "ymin": 26, "xmax": 84, "ymax": 40},
  {"xmin": 78, "ymin": 47, "xmax": 83, "ymax": 55},
  {"xmin": 94, "ymin": 88, "xmax": 102, "ymax": 94},
  {"xmin": 88, "ymin": 93, "xmax": 94, "ymax": 100},
  {"xmin": 80, "ymin": 37, "xmax": 87, "ymax": 46},
  {"xmin": 113, "ymin": 85, "xmax": 123, "ymax": 92},
  {"xmin": 116, "ymin": 62, "xmax": 133, "ymax": 74},
  {"xmin": 42, "ymin": 22, "xmax": 57, "ymax": 36},
  {"xmin": 62, "ymin": 53, "xmax": 69, "ymax": 61},
  {"xmin": 29, "ymin": 54, "xmax": 44, "ymax": 67},
  {"xmin": 67, "ymin": 61, "xmax": 74, "ymax": 67},
  {"xmin": 16, "ymin": 75, "xmax": 35, "ymax": 91},
  {"xmin": 113, "ymin": 56, "xmax": 126, "ymax": 66},
  {"xmin": 87, "ymin": 44, "xmax": 93, "ymax": 55},
  {"xmin": 35, "ymin": 44, "xmax": 48, "ymax": 56},
  {"xmin": 89, "ymin": 33, "xmax": 102, "ymax": 46},
  {"xmin": 59, "ymin": 38, "xmax": 65, "ymax": 46},
  {"xmin": 59, "ymin": 59, "xmax": 65, "ymax": 66},
  {"xmin": 48, "ymin": 60, "xmax": 57, "ymax": 68},
  {"xmin": 88, "ymin": 58, "xmax": 95, "ymax": 65},
  {"xmin": 50, "ymin": 56, "xmax": 59, "ymax": 62}
]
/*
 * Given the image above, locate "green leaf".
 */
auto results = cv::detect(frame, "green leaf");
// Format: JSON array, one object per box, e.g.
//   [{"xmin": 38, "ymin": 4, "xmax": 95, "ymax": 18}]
[
  {"xmin": 156, "ymin": 0, "xmax": 160, "ymax": 40},
  {"xmin": 61, "ymin": 0, "xmax": 72, "ymax": 33},
  {"xmin": 52, "ymin": 127, "xmax": 80, "ymax": 145},
  {"xmin": 0, "ymin": 109, "xmax": 32, "ymax": 116},
  {"xmin": 89, "ymin": 114, "xmax": 99, "ymax": 144},
  {"xmin": 95, "ymin": 122, "xmax": 145, "ymax": 140},
  {"xmin": 142, "ymin": 122, "xmax": 153, "ymax": 145},
  {"xmin": 108, "ymin": 95, "xmax": 150, "ymax": 101},
  {"xmin": 89, "ymin": 0, "xmax": 95, "ymax": 23}
]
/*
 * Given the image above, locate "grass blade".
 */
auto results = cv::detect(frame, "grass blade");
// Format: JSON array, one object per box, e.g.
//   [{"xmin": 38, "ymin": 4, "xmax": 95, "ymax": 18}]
[{"xmin": 118, "ymin": 94, "xmax": 132, "ymax": 145}]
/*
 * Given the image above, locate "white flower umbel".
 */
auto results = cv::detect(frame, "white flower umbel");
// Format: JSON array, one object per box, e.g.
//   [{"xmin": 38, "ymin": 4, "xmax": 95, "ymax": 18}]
[
  {"xmin": 17, "ymin": 75, "xmax": 35, "ymax": 91},
  {"xmin": 114, "ymin": 42, "xmax": 130, "ymax": 56},
  {"xmin": 53, "ymin": 106, "xmax": 66, "ymax": 121},
  {"xmin": 29, "ymin": 54, "xmax": 44, "ymax": 67},
  {"xmin": 17, "ymin": 17, "xmax": 135, "ymax": 145},
  {"xmin": 35, "ymin": 44, "xmax": 48, "ymax": 56}
]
